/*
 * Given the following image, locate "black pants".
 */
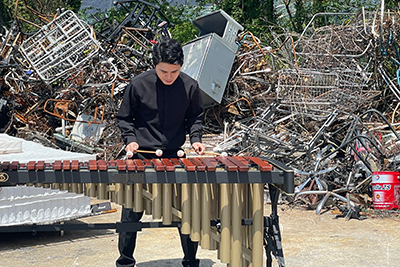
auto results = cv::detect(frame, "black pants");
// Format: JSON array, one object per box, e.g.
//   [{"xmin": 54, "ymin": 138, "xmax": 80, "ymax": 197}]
[
  {"xmin": 116, "ymin": 207, "xmax": 143, "ymax": 267},
  {"xmin": 116, "ymin": 207, "xmax": 200, "ymax": 267}
]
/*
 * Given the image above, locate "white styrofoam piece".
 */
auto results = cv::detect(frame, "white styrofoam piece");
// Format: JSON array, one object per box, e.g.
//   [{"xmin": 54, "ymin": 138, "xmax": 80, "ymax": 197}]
[
  {"xmin": 0, "ymin": 185, "xmax": 91, "ymax": 226},
  {"xmin": 0, "ymin": 134, "xmax": 96, "ymax": 163},
  {"xmin": 0, "ymin": 135, "xmax": 22, "ymax": 154}
]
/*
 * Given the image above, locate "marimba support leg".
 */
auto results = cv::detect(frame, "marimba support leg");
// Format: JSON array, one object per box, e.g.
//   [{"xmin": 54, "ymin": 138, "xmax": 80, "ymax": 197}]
[{"xmin": 264, "ymin": 184, "xmax": 286, "ymax": 267}]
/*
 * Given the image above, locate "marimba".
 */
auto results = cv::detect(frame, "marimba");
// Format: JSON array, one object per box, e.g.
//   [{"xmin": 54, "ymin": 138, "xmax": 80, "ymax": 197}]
[{"xmin": 0, "ymin": 156, "xmax": 293, "ymax": 267}]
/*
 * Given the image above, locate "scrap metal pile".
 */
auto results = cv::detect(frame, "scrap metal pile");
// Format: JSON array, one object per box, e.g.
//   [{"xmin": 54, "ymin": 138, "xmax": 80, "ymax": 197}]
[
  {"xmin": 0, "ymin": 0, "xmax": 167, "ymax": 159},
  {"xmin": 1, "ymin": 2, "xmax": 400, "ymax": 216},
  {"xmin": 212, "ymin": 10, "xmax": 400, "ymax": 216}
]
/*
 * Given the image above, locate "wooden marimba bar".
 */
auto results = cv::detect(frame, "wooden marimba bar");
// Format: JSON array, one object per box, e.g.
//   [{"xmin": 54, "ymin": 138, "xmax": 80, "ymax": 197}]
[{"xmin": 0, "ymin": 156, "xmax": 294, "ymax": 267}]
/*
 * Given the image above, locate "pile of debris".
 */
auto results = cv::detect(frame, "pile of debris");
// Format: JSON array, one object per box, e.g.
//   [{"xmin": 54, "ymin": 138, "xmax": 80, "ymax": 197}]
[
  {"xmin": 216, "ymin": 10, "xmax": 400, "ymax": 217},
  {"xmin": 0, "ymin": 1, "xmax": 166, "ymax": 159},
  {"xmin": 2, "ymin": 1, "xmax": 400, "ymax": 216}
]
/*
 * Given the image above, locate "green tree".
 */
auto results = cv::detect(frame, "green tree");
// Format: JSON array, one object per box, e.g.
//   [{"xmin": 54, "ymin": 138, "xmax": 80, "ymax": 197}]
[
  {"xmin": 215, "ymin": 0, "xmax": 272, "ymax": 37},
  {"xmin": 79, "ymin": 0, "xmax": 206, "ymax": 44},
  {"xmin": 0, "ymin": 0, "xmax": 12, "ymax": 26},
  {"xmin": 156, "ymin": 0, "xmax": 207, "ymax": 43},
  {"xmin": 67, "ymin": 0, "xmax": 81, "ymax": 12},
  {"xmin": 1, "ymin": 0, "xmax": 82, "ymax": 32}
]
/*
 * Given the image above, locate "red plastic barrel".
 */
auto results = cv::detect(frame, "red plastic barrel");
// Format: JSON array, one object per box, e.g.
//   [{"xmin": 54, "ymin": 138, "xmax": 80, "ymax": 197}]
[{"xmin": 372, "ymin": 171, "xmax": 400, "ymax": 209}]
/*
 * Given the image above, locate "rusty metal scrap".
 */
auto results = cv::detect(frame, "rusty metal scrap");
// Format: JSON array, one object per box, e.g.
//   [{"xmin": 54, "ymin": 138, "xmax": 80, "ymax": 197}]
[
  {"xmin": 2, "ymin": 3, "xmax": 400, "ymax": 217},
  {"xmin": 0, "ymin": 1, "xmax": 167, "ymax": 160},
  {"xmin": 211, "ymin": 11, "xmax": 400, "ymax": 216}
]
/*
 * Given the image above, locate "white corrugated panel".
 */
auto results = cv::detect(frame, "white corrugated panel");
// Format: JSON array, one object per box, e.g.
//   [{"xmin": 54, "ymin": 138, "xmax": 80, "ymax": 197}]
[{"xmin": 0, "ymin": 185, "xmax": 91, "ymax": 226}]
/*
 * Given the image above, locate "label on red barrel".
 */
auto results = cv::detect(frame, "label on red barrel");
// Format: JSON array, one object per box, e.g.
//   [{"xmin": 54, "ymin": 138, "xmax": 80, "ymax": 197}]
[
  {"xmin": 372, "ymin": 184, "xmax": 392, "ymax": 191},
  {"xmin": 372, "ymin": 172, "xmax": 400, "ymax": 209}
]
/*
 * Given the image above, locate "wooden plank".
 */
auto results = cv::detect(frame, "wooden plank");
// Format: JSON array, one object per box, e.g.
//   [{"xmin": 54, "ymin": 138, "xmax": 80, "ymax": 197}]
[
  {"xmin": 248, "ymin": 157, "xmax": 273, "ymax": 171},
  {"xmin": 217, "ymin": 156, "xmax": 238, "ymax": 171},
  {"xmin": 27, "ymin": 161, "xmax": 36, "ymax": 171},
  {"xmin": 133, "ymin": 159, "xmax": 145, "ymax": 171},
  {"xmin": 53, "ymin": 160, "xmax": 62, "ymax": 171},
  {"xmin": 226, "ymin": 156, "xmax": 249, "ymax": 172},
  {"xmin": 62, "ymin": 160, "xmax": 70, "ymax": 170},
  {"xmin": 71, "ymin": 160, "xmax": 79, "ymax": 171},
  {"xmin": 1, "ymin": 161, "xmax": 10, "ymax": 170},
  {"xmin": 197, "ymin": 157, "xmax": 217, "ymax": 171},
  {"xmin": 152, "ymin": 158, "xmax": 165, "ymax": 171},
  {"xmin": 188, "ymin": 158, "xmax": 206, "ymax": 171},
  {"xmin": 98, "ymin": 160, "xmax": 107, "ymax": 171},
  {"xmin": 89, "ymin": 160, "xmax": 98, "ymax": 171},
  {"xmin": 116, "ymin": 159, "xmax": 127, "ymax": 171},
  {"xmin": 179, "ymin": 158, "xmax": 196, "ymax": 171},
  {"xmin": 10, "ymin": 161, "xmax": 19, "ymax": 170},
  {"xmin": 125, "ymin": 159, "xmax": 136, "ymax": 171},
  {"xmin": 161, "ymin": 158, "xmax": 175, "ymax": 171},
  {"xmin": 36, "ymin": 161, "xmax": 45, "ymax": 170}
]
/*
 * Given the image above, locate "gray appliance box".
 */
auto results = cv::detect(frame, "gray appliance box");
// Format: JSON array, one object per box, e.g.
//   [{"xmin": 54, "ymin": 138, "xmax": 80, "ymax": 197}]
[
  {"xmin": 192, "ymin": 9, "xmax": 244, "ymax": 53},
  {"xmin": 181, "ymin": 33, "xmax": 236, "ymax": 107}
]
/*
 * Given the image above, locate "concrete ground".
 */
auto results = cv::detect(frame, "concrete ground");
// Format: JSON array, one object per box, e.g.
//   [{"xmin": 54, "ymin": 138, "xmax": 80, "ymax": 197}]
[{"xmin": 0, "ymin": 200, "xmax": 400, "ymax": 267}]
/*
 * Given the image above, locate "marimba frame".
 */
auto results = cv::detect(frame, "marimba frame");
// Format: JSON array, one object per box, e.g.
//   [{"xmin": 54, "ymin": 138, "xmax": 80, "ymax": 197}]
[{"xmin": 0, "ymin": 156, "xmax": 293, "ymax": 267}]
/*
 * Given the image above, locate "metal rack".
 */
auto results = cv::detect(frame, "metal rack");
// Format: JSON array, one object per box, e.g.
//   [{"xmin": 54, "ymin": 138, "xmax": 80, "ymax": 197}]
[
  {"xmin": 276, "ymin": 68, "xmax": 375, "ymax": 113},
  {"xmin": 19, "ymin": 10, "xmax": 100, "ymax": 83}
]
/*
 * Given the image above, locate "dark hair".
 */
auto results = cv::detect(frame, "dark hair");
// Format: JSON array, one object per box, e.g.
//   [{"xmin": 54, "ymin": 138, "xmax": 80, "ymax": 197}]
[{"xmin": 152, "ymin": 39, "xmax": 184, "ymax": 66}]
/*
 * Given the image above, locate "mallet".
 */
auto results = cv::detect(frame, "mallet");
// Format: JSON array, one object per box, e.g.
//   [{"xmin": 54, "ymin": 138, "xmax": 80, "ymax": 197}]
[
  {"xmin": 176, "ymin": 149, "xmax": 228, "ymax": 157},
  {"xmin": 126, "ymin": 149, "xmax": 163, "ymax": 158}
]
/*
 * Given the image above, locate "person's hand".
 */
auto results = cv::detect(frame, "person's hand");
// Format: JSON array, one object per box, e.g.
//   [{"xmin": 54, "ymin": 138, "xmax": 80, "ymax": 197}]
[
  {"xmin": 192, "ymin": 142, "xmax": 205, "ymax": 155},
  {"xmin": 125, "ymin": 142, "xmax": 139, "ymax": 158}
]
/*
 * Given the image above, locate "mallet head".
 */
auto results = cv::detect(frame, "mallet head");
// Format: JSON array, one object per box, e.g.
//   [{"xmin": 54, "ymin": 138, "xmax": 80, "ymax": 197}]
[
  {"xmin": 155, "ymin": 149, "xmax": 163, "ymax": 157},
  {"xmin": 177, "ymin": 150, "xmax": 185, "ymax": 157}
]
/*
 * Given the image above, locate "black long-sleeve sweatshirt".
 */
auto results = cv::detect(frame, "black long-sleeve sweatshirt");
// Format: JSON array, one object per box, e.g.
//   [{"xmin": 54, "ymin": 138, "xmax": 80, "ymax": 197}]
[{"xmin": 117, "ymin": 69, "xmax": 204, "ymax": 151}]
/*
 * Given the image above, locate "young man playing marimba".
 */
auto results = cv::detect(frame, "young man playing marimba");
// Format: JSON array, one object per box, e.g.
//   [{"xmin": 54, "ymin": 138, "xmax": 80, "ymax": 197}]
[{"xmin": 116, "ymin": 38, "xmax": 206, "ymax": 267}]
